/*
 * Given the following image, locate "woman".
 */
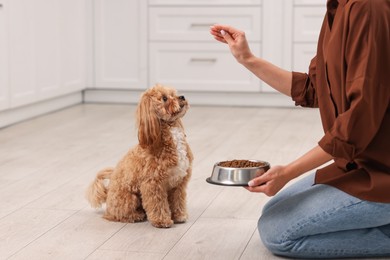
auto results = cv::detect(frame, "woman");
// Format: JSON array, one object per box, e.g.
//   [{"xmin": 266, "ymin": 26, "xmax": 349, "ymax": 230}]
[{"xmin": 210, "ymin": 0, "xmax": 390, "ymax": 258}]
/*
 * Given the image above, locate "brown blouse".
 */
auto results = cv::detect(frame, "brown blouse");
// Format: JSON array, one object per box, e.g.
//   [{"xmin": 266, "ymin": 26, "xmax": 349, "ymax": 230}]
[{"xmin": 291, "ymin": 0, "xmax": 390, "ymax": 203}]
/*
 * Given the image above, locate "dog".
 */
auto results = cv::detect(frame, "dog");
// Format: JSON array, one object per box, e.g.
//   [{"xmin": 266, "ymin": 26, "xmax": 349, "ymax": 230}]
[{"xmin": 86, "ymin": 84, "xmax": 193, "ymax": 228}]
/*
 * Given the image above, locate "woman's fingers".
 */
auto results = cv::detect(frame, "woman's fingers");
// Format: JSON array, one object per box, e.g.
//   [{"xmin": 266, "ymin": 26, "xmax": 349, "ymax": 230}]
[
  {"xmin": 220, "ymin": 29, "xmax": 234, "ymax": 45},
  {"xmin": 211, "ymin": 24, "xmax": 239, "ymax": 35},
  {"xmin": 248, "ymin": 177, "xmax": 265, "ymax": 187},
  {"xmin": 210, "ymin": 24, "xmax": 240, "ymax": 43},
  {"xmin": 210, "ymin": 25, "xmax": 228, "ymax": 44},
  {"xmin": 245, "ymin": 166, "xmax": 291, "ymax": 196},
  {"xmin": 212, "ymin": 35, "xmax": 227, "ymax": 44},
  {"xmin": 248, "ymin": 170, "xmax": 270, "ymax": 187},
  {"xmin": 244, "ymin": 184, "xmax": 268, "ymax": 194}
]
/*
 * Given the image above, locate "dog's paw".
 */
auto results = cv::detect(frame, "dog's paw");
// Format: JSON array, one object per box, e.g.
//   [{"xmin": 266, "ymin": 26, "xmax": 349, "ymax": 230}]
[
  {"xmin": 129, "ymin": 212, "xmax": 147, "ymax": 223},
  {"xmin": 151, "ymin": 219, "xmax": 174, "ymax": 228},
  {"xmin": 173, "ymin": 214, "xmax": 188, "ymax": 224}
]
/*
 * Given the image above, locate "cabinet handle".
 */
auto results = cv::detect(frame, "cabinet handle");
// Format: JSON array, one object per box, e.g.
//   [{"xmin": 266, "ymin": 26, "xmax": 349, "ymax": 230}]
[
  {"xmin": 190, "ymin": 23, "xmax": 214, "ymax": 28},
  {"xmin": 190, "ymin": 58, "xmax": 217, "ymax": 63}
]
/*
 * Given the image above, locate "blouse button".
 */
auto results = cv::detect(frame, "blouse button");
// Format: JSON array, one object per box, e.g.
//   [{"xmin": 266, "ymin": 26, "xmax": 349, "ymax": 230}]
[{"xmin": 346, "ymin": 161, "xmax": 358, "ymax": 171}]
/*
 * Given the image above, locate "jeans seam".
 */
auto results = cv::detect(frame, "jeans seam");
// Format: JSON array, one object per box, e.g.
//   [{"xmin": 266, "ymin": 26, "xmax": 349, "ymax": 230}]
[
  {"xmin": 280, "ymin": 200, "xmax": 364, "ymax": 247},
  {"xmin": 281, "ymin": 200, "xmax": 368, "ymax": 256}
]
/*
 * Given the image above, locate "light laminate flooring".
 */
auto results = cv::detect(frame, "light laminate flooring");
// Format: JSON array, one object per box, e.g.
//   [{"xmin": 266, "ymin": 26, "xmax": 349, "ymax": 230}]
[{"xmin": 0, "ymin": 104, "xmax": 383, "ymax": 260}]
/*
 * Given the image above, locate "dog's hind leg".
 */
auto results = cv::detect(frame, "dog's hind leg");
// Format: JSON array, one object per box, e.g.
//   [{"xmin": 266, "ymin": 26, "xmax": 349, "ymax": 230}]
[
  {"xmin": 104, "ymin": 189, "xmax": 146, "ymax": 223},
  {"xmin": 140, "ymin": 183, "xmax": 173, "ymax": 228}
]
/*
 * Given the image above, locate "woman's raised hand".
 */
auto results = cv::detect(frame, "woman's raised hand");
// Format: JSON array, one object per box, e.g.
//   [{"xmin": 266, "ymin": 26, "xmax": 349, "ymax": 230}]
[{"xmin": 210, "ymin": 24, "xmax": 254, "ymax": 64}]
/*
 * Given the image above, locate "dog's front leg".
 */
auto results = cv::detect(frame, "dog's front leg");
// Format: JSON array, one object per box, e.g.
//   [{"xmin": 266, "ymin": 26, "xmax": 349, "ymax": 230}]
[
  {"xmin": 140, "ymin": 182, "xmax": 173, "ymax": 228},
  {"xmin": 168, "ymin": 175, "xmax": 190, "ymax": 223}
]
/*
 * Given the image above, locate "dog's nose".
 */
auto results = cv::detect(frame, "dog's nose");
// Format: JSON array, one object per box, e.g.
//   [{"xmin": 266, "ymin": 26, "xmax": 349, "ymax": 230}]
[{"xmin": 179, "ymin": 96, "xmax": 185, "ymax": 101}]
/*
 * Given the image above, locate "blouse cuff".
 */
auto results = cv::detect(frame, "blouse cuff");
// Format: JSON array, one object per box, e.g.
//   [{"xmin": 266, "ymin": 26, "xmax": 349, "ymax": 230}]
[
  {"xmin": 291, "ymin": 72, "xmax": 309, "ymax": 106},
  {"xmin": 318, "ymin": 133, "xmax": 356, "ymax": 162}
]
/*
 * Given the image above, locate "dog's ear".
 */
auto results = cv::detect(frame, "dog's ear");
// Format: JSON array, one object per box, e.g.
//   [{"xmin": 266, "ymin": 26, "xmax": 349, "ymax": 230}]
[
  {"xmin": 136, "ymin": 94, "xmax": 161, "ymax": 148},
  {"xmin": 177, "ymin": 119, "xmax": 184, "ymax": 130}
]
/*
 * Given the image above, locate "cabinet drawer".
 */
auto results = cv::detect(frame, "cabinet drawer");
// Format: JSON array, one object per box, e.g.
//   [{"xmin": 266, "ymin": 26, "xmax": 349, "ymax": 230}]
[
  {"xmin": 293, "ymin": 43, "xmax": 317, "ymax": 72},
  {"xmin": 149, "ymin": 7, "xmax": 261, "ymax": 42},
  {"xmin": 149, "ymin": 0, "xmax": 261, "ymax": 6},
  {"xmin": 294, "ymin": 7, "xmax": 325, "ymax": 42},
  {"xmin": 149, "ymin": 42, "xmax": 261, "ymax": 92}
]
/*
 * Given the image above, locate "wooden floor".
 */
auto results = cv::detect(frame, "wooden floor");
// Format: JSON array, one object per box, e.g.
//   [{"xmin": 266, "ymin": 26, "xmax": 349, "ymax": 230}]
[{"xmin": 0, "ymin": 103, "xmax": 353, "ymax": 260}]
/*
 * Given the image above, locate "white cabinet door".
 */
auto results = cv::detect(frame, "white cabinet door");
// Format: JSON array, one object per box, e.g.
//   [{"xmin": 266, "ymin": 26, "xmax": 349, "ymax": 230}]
[
  {"xmin": 57, "ymin": 0, "xmax": 86, "ymax": 96},
  {"xmin": 292, "ymin": 5, "xmax": 326, "ymax": 73},
  {"xmin": 36, "ymin": 0, "xmax": 86, "ymax": 101},
  {"xmin": 0, "ymin": 0, "xmax": 9, "ymax": 111},
  {"xmin": 293, "ymin": 43, "xmax": 317, "ymax": 72},
  {"xmin": 94, "ymin": 0, "xmax": 147, "ymax": 89},
  {"xmin": 294, "ymin": 7, "xmax": 324, "ymax": 42},
  {"xmin": 8, "ymin": 0, "xmax": 86, "ymax": 108},
  {"xmin": 33, "ymin": 0, "xmax": 60, "ymax": 101},
  {"xmin": 8, "ymin": 0, "xmax": 37, "ymax": 107}
]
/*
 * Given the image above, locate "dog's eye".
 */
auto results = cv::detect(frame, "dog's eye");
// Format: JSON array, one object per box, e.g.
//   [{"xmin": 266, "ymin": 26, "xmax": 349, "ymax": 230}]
[{"xmin": 162, "ymin": 96, "xmax": 168, "ymax": 102}]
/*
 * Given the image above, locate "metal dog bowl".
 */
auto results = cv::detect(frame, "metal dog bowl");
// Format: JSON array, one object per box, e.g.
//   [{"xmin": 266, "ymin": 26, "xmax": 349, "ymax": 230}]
[{"xmin": 206, "ymin": 160, "xmax": 270, "ymax": 186}]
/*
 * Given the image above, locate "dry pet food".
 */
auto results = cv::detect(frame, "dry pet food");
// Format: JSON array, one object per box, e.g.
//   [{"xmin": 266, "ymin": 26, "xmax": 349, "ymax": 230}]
[{"xmin": 218, "ymin": 160, "xmax": 266, "ymax": 168}]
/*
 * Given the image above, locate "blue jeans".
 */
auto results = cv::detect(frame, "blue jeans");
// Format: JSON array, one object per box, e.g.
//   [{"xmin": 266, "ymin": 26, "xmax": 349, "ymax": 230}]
[{"xmin": 258, "ymin": 172, "xmax": 390, "ymax": 259}]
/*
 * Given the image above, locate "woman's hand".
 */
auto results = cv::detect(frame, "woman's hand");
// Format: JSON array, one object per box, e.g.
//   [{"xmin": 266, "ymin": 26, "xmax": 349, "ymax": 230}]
[
  {"xmin": 210, "ymin": 24, "xmax": 293, "ymax": 96},
  {"xmin": 245, "ymin": 165, "xmax": 292, "ymax": 196},
  {"xmin": 245, "ymin": 146, "xmax": 333, "ymax": 196},
  {"xmin": 210, "ymin": 24, "xmax": 254, "ymax": 64}
]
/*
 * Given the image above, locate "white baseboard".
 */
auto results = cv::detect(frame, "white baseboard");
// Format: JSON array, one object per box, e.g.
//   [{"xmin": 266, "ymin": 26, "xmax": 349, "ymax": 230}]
[
  {"xmin": 0, "ymin": 89, "xmax": 294, "ymax": 129},
  {"xmin": 83, "ymin": 88, "xmax": 294, "ymax": 107},
  {"xmin": 0, "ymin": 92, "xmax": 83, "ymax": 129}
]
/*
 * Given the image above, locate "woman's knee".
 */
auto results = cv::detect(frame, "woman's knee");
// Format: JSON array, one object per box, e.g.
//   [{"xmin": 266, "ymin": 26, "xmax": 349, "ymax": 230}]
[{"xmin": 258, "ymin": 214, "xmax": 296, "ymax": 256}]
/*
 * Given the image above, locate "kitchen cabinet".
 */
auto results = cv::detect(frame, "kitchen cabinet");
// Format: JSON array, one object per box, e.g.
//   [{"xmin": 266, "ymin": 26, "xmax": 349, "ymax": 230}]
[
  {"xmin": 292, "ymin": 4, "xmax": 325, "ymax": 72},
  {"xmin": 1, "ymin": 0, "xmax": 86, "ymax": 111},
  {"xmin": 93, "ymin": 0, "xmax": 147, "ymax": 89},
  {"xmin": 147, "ymin": 0, "xmax": 325, "ymax": 93},
  {"xmin": 149, "ymin": 2, "xmax": 262, "ymax": 92},
  {"xmin": 260, "ymin": 0, "xmax": 325, "ymax": 92},
  {"xmin": 90, "ymin": 0, "xmax": 325, "ymax": 97}
]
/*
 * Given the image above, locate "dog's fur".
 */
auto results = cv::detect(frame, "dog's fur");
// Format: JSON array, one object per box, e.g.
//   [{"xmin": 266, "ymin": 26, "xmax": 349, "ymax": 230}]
[{"xmin": 86, "ymin": 84, "xmax": 193, "ymax": 228}]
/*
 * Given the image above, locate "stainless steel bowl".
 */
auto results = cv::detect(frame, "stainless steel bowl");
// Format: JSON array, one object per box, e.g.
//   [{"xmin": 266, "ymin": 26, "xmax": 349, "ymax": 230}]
[{"xmin": 206, "ymin": 160, "xmax": 270, "ymax": 186}]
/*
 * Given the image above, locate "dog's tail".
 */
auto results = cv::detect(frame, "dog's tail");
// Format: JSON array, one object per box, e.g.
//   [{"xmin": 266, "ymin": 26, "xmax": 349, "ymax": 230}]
[{"xmin": 86, "ymin": 167, "xmax": 114, "ymax": 208}]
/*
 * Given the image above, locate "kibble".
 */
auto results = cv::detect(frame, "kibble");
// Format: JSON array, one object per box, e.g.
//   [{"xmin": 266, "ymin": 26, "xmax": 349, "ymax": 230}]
[{"xmin": 218, "ymin": 160, "xmax": 266, "ymax": 168}]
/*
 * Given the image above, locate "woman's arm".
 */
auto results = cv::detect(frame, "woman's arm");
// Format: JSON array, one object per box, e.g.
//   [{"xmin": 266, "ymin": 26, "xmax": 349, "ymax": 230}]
[
  {"xmin": 210, "ymin": 24, "xmax": 330, "ymax": 196},
  {"xmin": 210, "ymin": 24, "xmax": 292, "ymax": 96}
]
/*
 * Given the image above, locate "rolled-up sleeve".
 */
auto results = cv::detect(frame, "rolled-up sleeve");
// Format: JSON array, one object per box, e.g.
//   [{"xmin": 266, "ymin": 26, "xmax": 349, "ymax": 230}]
[
  {"xmin": 291, "ymin": 56, "xmax": 319, "ymax": 108},
  {"xmin": 319, "ymin": 78, "xmax": 389, "ymax": 162}
]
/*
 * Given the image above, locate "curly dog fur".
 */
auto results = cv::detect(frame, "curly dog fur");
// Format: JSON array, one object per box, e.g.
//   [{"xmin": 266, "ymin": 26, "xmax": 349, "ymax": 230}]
[{"xmin": 86, "ymin": 84, "xmax": 193, "ymax": 228}]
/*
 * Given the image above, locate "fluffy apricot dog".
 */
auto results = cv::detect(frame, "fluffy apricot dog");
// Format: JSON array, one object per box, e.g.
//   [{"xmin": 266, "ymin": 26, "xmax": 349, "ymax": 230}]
[{"xmin": 86, "ymin": 84, "xmax": 193, "ymax": 228}]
